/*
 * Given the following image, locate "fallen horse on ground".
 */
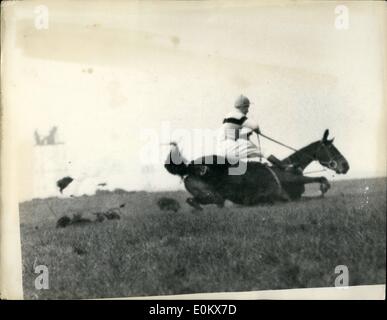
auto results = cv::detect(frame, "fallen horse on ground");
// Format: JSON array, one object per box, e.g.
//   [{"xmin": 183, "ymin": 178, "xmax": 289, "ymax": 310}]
[{"xmin": 165, "ymin": 129, "xmax": 349, "ymax": 210}]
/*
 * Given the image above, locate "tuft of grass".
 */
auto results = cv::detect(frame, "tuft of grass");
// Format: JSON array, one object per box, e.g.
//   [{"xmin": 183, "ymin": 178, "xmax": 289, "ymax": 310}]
[{"xmin": 20, "ymin": 178, "xmax": 386, "ymax": 299}]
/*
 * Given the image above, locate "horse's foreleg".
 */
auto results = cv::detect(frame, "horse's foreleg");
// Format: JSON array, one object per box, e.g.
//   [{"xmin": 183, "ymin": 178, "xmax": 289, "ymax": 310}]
[
  {"xmin": 279, "ymin": 171, "xmax": 326, "ymax": 185},
  {"xmin": 277, "ymin": 171, "xmax": 330, "ymax": 197},
  {"xmin": 318, "ymin": 177, "xmax": 330, "ymax": 196},
  {"xmin": 293, "ymin": 175, "xmax": 330, "ymax": 196}
]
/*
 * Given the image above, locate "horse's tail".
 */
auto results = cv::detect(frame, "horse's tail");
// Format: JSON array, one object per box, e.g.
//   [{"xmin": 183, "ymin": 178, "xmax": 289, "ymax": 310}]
[{"xmin": 164, "ymin": 142, "xmax": 189, "ymax": 177}]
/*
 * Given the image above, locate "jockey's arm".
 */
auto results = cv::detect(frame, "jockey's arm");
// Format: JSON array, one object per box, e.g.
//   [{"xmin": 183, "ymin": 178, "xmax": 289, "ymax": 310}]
[{"xmin": 242, "ymin": 118, "xmax": 261, "ymax": 135}]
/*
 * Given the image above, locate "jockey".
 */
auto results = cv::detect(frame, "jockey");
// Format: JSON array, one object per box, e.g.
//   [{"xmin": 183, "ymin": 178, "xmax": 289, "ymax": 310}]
[{"xmin": 217, "ymin": 95, "xmax": 265, "ymax": 161}]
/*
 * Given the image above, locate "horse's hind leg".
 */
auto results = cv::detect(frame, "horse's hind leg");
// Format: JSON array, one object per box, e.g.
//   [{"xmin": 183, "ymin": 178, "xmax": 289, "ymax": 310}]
[{"xmin": 184, "ymin": 176, "xmax": 225, "ymax": 209}]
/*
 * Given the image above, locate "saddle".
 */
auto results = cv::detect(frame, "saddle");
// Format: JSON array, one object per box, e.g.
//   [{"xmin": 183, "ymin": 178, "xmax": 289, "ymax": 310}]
[
  {"xmin": 267, "ymin": 155, "xmax": 303, "ymax": 175},
  {"xmin": 267, "ymin": 155, "xmax": 286, "ymax": 169}
]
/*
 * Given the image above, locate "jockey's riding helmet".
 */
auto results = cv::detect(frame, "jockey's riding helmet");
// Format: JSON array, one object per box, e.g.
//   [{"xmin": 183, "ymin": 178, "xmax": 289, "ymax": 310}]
[{"xmin": 234, "ymin": 95, "xmax": 250, "ymax": 108}]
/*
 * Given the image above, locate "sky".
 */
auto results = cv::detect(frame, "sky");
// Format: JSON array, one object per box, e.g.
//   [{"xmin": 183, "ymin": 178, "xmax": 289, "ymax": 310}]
[{"xmin": 2, "ymin": 0, "xmax": 386, "ymax": 201}]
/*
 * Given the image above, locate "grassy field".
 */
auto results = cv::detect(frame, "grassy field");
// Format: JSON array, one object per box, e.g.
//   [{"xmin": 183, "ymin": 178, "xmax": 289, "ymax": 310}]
[{"xmin": 19, "ymin": 178, "xmax": 386, "ymax": 299}]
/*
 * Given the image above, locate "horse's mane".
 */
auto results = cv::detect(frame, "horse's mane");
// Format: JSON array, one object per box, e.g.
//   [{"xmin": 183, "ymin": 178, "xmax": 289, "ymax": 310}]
[{"xmin": 280, "ymin": 141, "xmax": 320, "ymax": 171}]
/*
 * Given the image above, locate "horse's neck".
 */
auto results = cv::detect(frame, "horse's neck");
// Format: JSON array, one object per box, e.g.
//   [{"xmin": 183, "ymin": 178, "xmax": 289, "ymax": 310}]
[{"xmin": 280, "ymin": 142, "xmax": 319, "ymax": 171}]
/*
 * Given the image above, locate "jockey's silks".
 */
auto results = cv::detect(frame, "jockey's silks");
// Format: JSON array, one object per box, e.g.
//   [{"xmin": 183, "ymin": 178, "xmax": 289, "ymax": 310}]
[{"xmin": 217, "ymin": 109, "xmax": 263, "ymax": 160}]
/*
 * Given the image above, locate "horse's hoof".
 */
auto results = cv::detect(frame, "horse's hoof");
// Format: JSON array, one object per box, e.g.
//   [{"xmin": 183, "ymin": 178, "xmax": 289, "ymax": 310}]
[
  {"xmin": 216, "ymin": 202, "xmax": 225, "ymax": 209},
  {"xmin": 279, "ymin": 191, "xmax": 291, "ymax": 202},
  {"xmin": 186, "ymin": 198, "xmax": 203, "ymax": 211},
  {"xmin": 320, "ymin": 181, "xmax": 330, "ymax": 194}
]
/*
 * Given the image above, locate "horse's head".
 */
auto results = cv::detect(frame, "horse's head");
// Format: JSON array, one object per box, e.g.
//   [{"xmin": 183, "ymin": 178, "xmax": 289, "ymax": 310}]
[{"xmin": 315, "ymin": 129, "xmax": 349, "ymax": 174}]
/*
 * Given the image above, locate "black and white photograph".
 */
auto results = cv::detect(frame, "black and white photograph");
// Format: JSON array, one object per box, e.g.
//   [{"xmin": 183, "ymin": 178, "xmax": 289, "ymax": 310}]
[{"xmin": 1, "ymin": 0, "xmax": 386, "ymax": 300}]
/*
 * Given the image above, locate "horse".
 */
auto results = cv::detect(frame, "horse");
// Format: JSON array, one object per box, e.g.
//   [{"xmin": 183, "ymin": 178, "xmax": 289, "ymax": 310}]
[{"xmin": 164, "ymin": 129, "xmax": 349, "ymax": 210}]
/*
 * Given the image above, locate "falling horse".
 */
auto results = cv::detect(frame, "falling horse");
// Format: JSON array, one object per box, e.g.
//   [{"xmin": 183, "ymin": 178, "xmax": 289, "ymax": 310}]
[{"xmin": 165, "ymin": 129, "xmax": 350, "ymax": 210}]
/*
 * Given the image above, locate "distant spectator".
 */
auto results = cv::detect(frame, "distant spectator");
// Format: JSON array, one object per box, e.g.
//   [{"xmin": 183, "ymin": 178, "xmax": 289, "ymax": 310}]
[{"xmin": 34, "ymin": 130, "xmax": 43, "ymax": 145}]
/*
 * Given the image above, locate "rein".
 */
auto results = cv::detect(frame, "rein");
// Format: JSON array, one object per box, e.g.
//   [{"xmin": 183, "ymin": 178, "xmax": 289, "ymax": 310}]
[
  {"xmin": 258, "ymin": 132, "xmax": 316, "ymax": 162},
  {"xmin": 304, "ymin": 168, "xmax": 328, "ymax": 175},
  {"xmin": 256, "ymin": 133, "xmax": 263, "ymax": 163},
  {"xmin": 258, "ymin": 132, "xmax": 334, "ymax": 175},
  {"xmin": 259, "ymin": 133, "xmax": 299, "ymax": 152}
]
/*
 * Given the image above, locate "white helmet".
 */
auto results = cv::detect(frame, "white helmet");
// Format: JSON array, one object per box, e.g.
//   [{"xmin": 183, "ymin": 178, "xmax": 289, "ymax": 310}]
[{"xmin": 234, "ymin": 95, "xmax": 250, "ymax": 108}]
